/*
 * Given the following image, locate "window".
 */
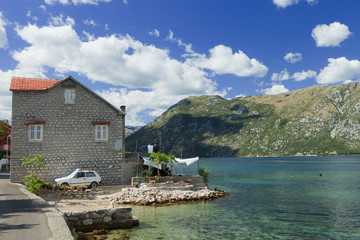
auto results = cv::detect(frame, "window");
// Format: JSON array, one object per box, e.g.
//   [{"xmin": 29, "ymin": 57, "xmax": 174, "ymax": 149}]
[
  {"xmin": 76, "ymin": 172, "xmax": 85, "ymax": 178},
  {"xmin": 65, "ymin": 89, "xmax": 75, "ymax": 103},
  {"xmin": 95, "ymin": 125, "xmax": 108, "ymax": 141},
  {"xmin": 29, "ymin": 125, "xmax": 43, "ymax": 141},
  {"xmin": 86, "ymin": 172, "xmax": 96, "ymax": 177}
]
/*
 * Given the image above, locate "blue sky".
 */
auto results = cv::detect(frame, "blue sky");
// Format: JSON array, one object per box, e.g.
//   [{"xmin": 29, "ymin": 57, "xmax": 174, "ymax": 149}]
[{"xmin": 0, "ymin": 0, "xmax": 359, "ymax": 125}]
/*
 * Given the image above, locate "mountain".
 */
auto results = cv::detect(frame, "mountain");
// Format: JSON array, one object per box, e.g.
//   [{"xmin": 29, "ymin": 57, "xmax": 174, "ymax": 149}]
[
  {"xmin": 126, "ymin": 82, "xmax": 360, "ymax": 157},
  {"xmin": 125, "ymin": 126, "xmax": 142, "ymax": 137}
]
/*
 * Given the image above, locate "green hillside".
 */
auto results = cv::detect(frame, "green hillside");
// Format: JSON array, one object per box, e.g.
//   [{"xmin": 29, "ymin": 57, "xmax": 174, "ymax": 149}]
[{"xmin": 126, "ymin": 82, "xmax": 360, "ymax": 157}]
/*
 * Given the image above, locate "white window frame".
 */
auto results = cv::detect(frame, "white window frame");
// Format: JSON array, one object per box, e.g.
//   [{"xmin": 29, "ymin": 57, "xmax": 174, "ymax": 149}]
[
  {"xmin": 28, "ymin": 124, "xmax": 43, "ymax": 142},
  {"xmin": 95, "ymin": 125, "xmax": 108, "ymax": 141},
  {"xmin": 65, "ymin": 89, "xmax": 75, "ymax": 103}
]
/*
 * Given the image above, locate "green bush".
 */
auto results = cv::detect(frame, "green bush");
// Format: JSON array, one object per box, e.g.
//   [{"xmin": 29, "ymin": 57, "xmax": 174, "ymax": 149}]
[
  {"xmin": 22, "ymin": 173, "xmax": 45, "ymax": 195},
  {"xmin": 71, "ymin": 228, "xmax": 79, "ymax": 240},
  {"xmin": 198, "ymin": 167, "xmax": 210, "ymax": 182},
  {"xmin": 21, "ymin": 154, "xmax": 48, "ymax": 195}
]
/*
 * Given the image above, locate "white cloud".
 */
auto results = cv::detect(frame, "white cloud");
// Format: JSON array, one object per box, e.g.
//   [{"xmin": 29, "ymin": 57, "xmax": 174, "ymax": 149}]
[
  {"xmin": 311, "ymin": 22, "xmax": 352, "ymax": 47},
  {"xmin": 284, "ymin": 52, "xmax": 302, "ymax": 63},
  {"xmin": 316, "ymin": 57, "xmax": 360, "ymax": 84},
  {"xmin": 83, "ymin": 31, "xmax": 95, "ymax": 41},
  {"xmin": 96, "ymin": 88, "xmax": 195, "ymax": 126},
  {"xmin": 272, "ymin": 69, "xmax": 316, "ymax": 81},
  {"xmin": 307, "ymin": 0, "xmax": 318, "ymax": 5},
  {"xmin": 83, "ymin": 19, "xmax": 98, "ymax": 27},
  {"xmin": 273, "ymin": 0, "xmax": 299, "ymax": 8},
  {"xmin": 189, "ymin": 45, "xmax": 268, "ymax": 78},
  {"xmin": 149, "ymin": 29, "xmax": 160, "ymax": 37},
  {"xmin": 45, "ymin": 0, "xmax": 71, "ymax": 5},
  {"xmin": 0, "ymin": 12, "xmax": 9, "ymax": 48},
  {"xmin": 343, "ymin": 80, "xmax": 353, "ymax": 84},
  {"xmin": 104, "ymin": 24, "xmax": 109, "ymax": 31},
  {"xmin": 261, "ymin": 84, "xmax": 289, "ymax": 95},
  {"xmin": 235, "ymin": 94, "xmax": 246, "ymax": 98},
  {"xmin": 10, "ymin": 23, "xmax": 232, "ymax": 125},
  {"xmin": 271, "ymin": 69, "xmax": 290, "ymax": 81},
  {"xmin": 292, "ymin": 70, "xmax": 317, "ymax": 81},
  {"xmin": 273, "ymin": 0, "xmax": 317, "ymax": 8},
  {"xmin": 49, "ymin": 14, "xmax": 75, "ymax": 26},
  {"xmin": 166, "ymin": 30, "xmax": 193, "ymax": 53},
  {"xmin": 45, "ymin": 0, "xmax": 111, "ymax": 5}
]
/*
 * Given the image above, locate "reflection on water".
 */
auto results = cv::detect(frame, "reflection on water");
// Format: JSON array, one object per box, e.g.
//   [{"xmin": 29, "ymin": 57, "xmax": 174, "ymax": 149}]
[{"xmin": 107, "ymin": 156, "xmax": 360, "ymax": 239}]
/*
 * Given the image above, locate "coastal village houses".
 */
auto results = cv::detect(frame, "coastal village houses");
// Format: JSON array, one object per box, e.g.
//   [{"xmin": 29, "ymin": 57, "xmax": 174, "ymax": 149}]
[{"xmin": 10, "ymin": 76, "xmax": 138, "ymax": 185}]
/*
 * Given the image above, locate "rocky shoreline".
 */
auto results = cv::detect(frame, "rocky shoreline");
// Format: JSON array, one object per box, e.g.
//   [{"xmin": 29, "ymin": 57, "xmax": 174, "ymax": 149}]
[{"xmin": 111, "ymin": 185, "xmax": 228, "ymax": 206}]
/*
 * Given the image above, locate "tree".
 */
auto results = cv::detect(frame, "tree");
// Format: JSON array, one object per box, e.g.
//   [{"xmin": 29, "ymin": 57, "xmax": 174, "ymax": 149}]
[
  {"xmin": 0, "ymin": 121, "xmax": 11, "ymax": 156},
  {"xmin": 149, "ymin": 152, "xmax": 175, "ymax": 177}
]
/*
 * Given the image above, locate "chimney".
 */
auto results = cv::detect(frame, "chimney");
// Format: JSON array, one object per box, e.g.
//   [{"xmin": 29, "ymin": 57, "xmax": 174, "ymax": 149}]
[{"xmin": 120, "ymin": 105, "xmax": 126, "ymax": 113}]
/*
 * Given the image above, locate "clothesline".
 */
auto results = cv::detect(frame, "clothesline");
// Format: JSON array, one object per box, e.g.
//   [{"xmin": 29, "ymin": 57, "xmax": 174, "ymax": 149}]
[{"xmin": 142, "ymin": 156, "xmax": 199, "ymax": 169}]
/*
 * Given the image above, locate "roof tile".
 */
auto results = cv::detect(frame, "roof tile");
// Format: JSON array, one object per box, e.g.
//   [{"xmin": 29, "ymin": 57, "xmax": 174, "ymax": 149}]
[{"xmin": 10, "ymin": 77, "xmax": 60, "ymax": 91}]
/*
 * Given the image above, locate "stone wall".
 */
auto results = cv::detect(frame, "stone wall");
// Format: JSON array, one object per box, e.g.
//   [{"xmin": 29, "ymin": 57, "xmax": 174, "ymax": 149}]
[
  {"xmin": 10, "ymin": 77, "xmax": 133, "ymax": 185},
  {"xmin": 64, "ymin": 208, "xmax": 139, "ymax": 232}
]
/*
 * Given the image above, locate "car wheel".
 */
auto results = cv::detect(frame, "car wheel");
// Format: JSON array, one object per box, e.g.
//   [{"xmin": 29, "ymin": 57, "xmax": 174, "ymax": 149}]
[
  {"xmin": 90, "ymin": 182, "xmax": 98, "ymax": 189},
  {"xmin": 61, "ymin": 183, "xmax": 69, "ymax": 187}
]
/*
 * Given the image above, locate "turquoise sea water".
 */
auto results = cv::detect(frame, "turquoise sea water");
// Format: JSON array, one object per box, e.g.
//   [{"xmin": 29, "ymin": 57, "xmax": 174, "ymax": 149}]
[{"xmin": 107, "ymin": 156, "xmax": 360, "ymax": 239}]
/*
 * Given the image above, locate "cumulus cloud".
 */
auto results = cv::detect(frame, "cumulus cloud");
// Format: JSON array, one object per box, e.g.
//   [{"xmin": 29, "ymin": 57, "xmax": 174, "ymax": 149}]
[
  {"xmin": 4, "ymin": 22, "xmax": 267, "ymax": 125},
  {"xmin": 189, "ymin": 45, "xmax": 268, "ymax": 78},
  {"xmin": 260, "ymin": 84, "xmax": 289, "ymax": 95},
  {"xmin": 316, "ymin": 57, "xmax": 360, "ymax": 84},
  {"xmin": 311, "ymin": 22, "xmax": 352, "ymax": 47},
  {"xmin": 284, "ymin": 52, "xmax": 302, "ymax": 63},
  {"xmin": 272, "ymin": 69, "xmax": 316, "ymax": 81},
  {"xmin": 96, "ymin": 88, "xmax": 196, "ymax": 126},
  {"xmin": 271, "ymin": 69, "xmax": 290, "ymax": 81},
  {"xmin": 45, "ymin": 0, "xmax": 111, "ymax": 5},
  {"xmin": 149, "ymin": 29, "xmax": 160, "ymax": 37},
  {"xmin": 9, "ymin": 23, "xmax": 233, "ymax": 124},
  {"xmin": 235, "ymin": 94, "xmax": 246, "ymax": 98},
  {"xmin": 0, "ymin": 12, "xmax": 9, "ymax": 48},
  {"xmin": 292, "ymin": 70, "xmax": 317, "ymax": 81}
]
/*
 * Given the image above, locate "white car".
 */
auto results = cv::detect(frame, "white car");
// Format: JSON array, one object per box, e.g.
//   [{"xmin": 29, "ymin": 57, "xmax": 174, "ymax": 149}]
[{"xmin": 54, "ymin": 168, "xmax": 101, "ymax": 188}]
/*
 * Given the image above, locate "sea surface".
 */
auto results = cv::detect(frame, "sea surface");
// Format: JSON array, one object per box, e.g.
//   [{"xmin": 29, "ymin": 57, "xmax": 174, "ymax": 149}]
[{"xmin": 106, "ymin": 156, "xmax": 360, "ymax": 239}]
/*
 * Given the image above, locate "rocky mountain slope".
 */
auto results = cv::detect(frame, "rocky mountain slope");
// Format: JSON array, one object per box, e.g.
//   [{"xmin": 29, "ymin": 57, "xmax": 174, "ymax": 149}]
[{"xmin": 126, "ymin": 82, "xmax": 360, "ymax": 157}]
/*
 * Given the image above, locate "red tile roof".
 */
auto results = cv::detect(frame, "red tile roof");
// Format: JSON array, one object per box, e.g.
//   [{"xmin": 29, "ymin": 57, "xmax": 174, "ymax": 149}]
[{"xmin": 10, "ymin": 77, "xmax": 60, "ymax": 91}]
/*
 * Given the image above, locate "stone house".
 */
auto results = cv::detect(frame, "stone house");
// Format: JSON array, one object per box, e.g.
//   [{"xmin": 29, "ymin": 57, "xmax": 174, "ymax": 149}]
[{"xmin": 10, "ymin": 76, "xmax": 137, "ymax": 185}]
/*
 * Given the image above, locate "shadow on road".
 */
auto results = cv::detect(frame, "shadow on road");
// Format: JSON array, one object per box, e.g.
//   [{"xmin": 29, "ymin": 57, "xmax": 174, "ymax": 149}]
[
  {"xmin": 0, "ymin": 199, "xmax": 50, "ymax": 219},
  {"xmin": 0, "ymin": 223, "xmax": 39, "ymax": 232}
]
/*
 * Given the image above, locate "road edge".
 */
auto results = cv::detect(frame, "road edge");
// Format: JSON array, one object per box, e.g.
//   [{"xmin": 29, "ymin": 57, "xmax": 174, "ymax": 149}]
[{"xmin": 13, "ymin": 183, "xmax": 73, "ymax": 240}]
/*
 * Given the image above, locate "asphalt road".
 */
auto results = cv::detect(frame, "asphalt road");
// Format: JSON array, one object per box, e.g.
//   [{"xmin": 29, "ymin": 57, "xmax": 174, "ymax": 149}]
[{"xmin": 0, "ymin": 173, "xmax": 54, "ymax": 240}]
